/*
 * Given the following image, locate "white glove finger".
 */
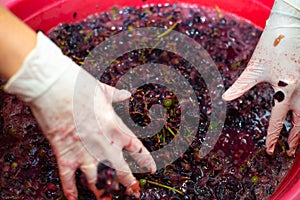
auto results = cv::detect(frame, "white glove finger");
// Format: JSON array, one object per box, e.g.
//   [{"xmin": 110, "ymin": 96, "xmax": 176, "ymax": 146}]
[
  {"xmin": 58, "ymin": 165, "xmax": 78, "ymax": 200},
  {"xmin": 113, "ymin": 158, "xmax": 140, "ymax": 198},
  {"xmin": 114, "ymin": 116, "xmax": 156, "ymax": 173},
  {"xmin": 98, "ymin": 82, "xmax": 131, "ymax": 103},
  {"xmin": 287, "ymin": 111, "xmax": 300, "ymax": 156},
  {"xmin": 266, "ymin": 90, "xmax": 290, "ymax": 155},
  {"xmin": 80, "ymin": 162, "xmax": 99, "ymax": 188},
  {"xmin": 112, "ymin": 89, "xmax": 131, "ymax": 103},
  {"xmin": 80, "ymin": 163, "xmax": 102, "ymax": 198},
  {"xmin": 80, "ymin": 162, "xmax": 97, "ymax": 184},
  {"xmin": 125, "ymin": 138, "xmax": 156, "ymax": 174},
  {"xmin": 222, "ymin": 62, "xmax": 265, "ymax": 101}
]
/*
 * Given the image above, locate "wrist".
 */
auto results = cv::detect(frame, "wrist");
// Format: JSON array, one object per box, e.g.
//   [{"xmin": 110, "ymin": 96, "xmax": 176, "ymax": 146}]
[
  {"xmin": 0, "ymin": 5, "xmax": 37, "ymax": 78},
  {"xmin": 4, "ymin": 32, "xmax": 73, "ymax": 102}
]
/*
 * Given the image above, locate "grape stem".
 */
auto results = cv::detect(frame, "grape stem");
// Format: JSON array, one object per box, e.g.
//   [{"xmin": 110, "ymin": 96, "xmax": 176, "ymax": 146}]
[
  {"xmin": 167, "ymin": 127, "xmax": 176, "ymax": 136},
  {"xmin": 156, "ymin": 22, "xmax": 178, "ymax": 38},
  {"xmin": 143, "ymin": 179, "xmax": 184, "ymax": 195}
]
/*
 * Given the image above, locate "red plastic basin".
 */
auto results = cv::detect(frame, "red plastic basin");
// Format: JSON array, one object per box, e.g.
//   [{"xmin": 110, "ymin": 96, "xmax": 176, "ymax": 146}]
[{"xmin": 0, "ymin": 0, "xmax": 299, "ymax": 199}]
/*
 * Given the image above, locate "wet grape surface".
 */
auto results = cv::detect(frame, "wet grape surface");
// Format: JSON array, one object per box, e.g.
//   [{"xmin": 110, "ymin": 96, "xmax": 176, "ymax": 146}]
[{"xmin": 0, "ymin": 3, "xmax": 298, "ymax": 200}]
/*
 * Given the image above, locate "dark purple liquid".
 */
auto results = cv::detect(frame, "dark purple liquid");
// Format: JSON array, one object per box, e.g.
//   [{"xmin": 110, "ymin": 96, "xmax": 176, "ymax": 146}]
[{"xmin": 0, "ymin": 4, "xmax": 296, "ymax": 200}]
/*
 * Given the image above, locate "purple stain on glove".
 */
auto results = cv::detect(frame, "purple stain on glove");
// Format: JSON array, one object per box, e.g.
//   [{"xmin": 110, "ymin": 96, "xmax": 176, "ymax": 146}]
[
  {"xmin": 278, "ymin": 81, "xmax": 288, "ymax": 87},
  {"xmin": 273, "ymin": 91, "xmax": 285, "ymax": 102}
]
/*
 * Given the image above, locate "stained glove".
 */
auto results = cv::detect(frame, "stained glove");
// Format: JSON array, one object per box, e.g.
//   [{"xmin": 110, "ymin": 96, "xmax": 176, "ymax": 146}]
[
  {"xmin": 223, "ymin": 0, "xmax": 300, "ymax": 156},
  {"xmin": 4, "ymin": 32, "xmax": 156, "ymax": 199}
]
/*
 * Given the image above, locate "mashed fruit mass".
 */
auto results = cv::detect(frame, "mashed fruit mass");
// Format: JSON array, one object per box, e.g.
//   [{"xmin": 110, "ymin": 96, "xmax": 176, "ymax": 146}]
[{"xmin": 0, "ymin": 3, "xmax": 297, "ymax": 200}]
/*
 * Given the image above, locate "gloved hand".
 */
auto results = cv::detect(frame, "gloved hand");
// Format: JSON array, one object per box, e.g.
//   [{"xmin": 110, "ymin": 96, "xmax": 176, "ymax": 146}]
[
  {"xmin": 223, "ymin": 0, "xmax": 300, "ymax": 156},
  {"xmin": 4, "ymin": 32, "xmax": 156, "ymax": 199}
]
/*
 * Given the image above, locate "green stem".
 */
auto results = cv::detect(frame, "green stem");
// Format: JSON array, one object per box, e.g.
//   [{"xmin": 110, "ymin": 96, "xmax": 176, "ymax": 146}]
[
  {"xmin": 157, "ymin": 22, "xmax": 178, "ymax": 38},
  {"xmin": 167, "ymin": 127, "xmax": 176, "ymax": 136},
  {"xmin": 145, "ymin": 179, "xmax": 184, "ymax": 195}
]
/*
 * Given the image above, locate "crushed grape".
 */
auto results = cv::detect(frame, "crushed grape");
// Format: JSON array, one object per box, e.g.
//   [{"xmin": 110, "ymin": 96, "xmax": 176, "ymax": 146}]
[{"xmin": 0, "ymin": 3, "xmax": 298, "ymax": 200}]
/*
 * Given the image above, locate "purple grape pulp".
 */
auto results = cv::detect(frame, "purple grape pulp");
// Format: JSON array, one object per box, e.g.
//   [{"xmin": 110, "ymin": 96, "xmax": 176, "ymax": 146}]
[{"xmin": 0, "ymin": 3, "xmax": 298, "ymax": 200}]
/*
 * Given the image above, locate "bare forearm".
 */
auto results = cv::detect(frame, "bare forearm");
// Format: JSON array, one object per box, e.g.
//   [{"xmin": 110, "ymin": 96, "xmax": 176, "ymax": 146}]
[{"xmin": 0, "ymin": 4, "xmax": 37, "ymax": 79}]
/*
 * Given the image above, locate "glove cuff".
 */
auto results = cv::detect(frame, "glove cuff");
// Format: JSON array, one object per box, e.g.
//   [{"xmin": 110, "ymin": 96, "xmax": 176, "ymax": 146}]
[{"xmin": 4, "ymin": 32, "xmax": 72, "ymax": 102}]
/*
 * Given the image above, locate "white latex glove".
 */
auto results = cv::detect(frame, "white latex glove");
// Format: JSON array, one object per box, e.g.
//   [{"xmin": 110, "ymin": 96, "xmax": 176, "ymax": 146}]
[
  {"xmin": 4, "ymin": 32, "xmax": 156, "ymax": 199},
  {"xmin": 223, "ymin": 0, "xmax": 300, "ymax": 156}
]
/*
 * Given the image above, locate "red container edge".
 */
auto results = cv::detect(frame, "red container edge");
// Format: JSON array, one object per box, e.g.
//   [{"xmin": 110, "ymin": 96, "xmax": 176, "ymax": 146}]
[
  {"xmin": 1, "ymin": 0, "xmax": 274, "ymax": 32},
  {"xmin": 0, "ymin": 0, "xmax": 299, "ymax": 199}
]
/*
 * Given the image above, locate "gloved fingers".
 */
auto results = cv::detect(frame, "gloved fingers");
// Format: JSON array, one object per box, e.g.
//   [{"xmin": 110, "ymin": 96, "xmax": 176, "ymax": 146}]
[
  {"xmin": 287, "ymin": 111, "xmax": 300, "ymax": 156},
  {"xmin": 124, "ymin": 138, "xmax": 156, "ymax": 174},
  {"xmin": 112, "ymin": 157, "xmax": 141, "ymax": 198},
  {"xmin": 222, "ymin": 62, "xmax": 264, "ymax": 101},
  {"xmin": 114, "ymin": 116, "xmax": 156, "ymax": 173},
  {"xmin": 80, "ymin": 163, "xmax": 103, "ymax": 198},
  {"xmin": 58, "ymin": 165, "xmax": 78, "ymax": 200},
  {"xmin": 80, "ymin": 162, "xmax": 97, "ymax": 186},
  {"xmin": 98, "ymin": 82, "xmax": 131, "ymax": 103},
  {"xmin": 112, "ymin": 88, "xmax": 131, "ymax": 103},
  {"xmin": 266, "ymin": 92, "xmax": 290, "ymax": 155}
]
